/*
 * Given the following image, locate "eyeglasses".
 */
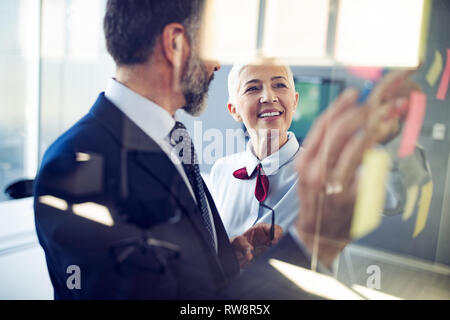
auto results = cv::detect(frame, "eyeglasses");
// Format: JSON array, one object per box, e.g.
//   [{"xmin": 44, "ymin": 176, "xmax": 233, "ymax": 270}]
[{"xmin": 259, "ymin": 202, "xmax": 275, "ymax": 245}]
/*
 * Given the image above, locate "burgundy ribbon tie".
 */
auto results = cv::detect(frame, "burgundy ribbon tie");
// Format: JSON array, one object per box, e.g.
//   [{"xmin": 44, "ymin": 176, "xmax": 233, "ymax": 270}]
[{"xmin": 233, "ymin": 164, "xmax": 269, "ymax": 202}]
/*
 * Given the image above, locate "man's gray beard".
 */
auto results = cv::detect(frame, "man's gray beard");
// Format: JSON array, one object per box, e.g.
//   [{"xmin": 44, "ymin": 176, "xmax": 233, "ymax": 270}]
[
  {"xmin": 180, "ymin": 53, "xmax": 212, "ymax": 117},
  {"xmin": 182, "ymin": 93, "xmax": 208, "ymax": 117}
]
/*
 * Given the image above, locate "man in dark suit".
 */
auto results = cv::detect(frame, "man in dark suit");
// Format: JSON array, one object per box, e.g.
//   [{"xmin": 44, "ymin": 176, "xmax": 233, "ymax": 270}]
[{"xmin": 33, "ymin": 0, "xmax": 416, "ymax": 299}]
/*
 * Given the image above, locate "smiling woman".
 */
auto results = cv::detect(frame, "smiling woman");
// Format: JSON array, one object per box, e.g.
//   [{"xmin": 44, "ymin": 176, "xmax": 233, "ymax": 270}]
[
  {"xmin": 210, "ymin": 58, "xmax": 302, "ymax": 242},
  {"xmin": 227, "ymin": 58, "xmax": 299, "ymax": 161}
]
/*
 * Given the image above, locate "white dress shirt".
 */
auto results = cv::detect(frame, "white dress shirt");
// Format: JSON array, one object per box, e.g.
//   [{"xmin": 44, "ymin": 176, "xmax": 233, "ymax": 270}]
[
  {"xmin": 104, "ymin": 78, "xmax": 218, "ymax": 252},
  {"xmin": 210, "ymin": 132, "xmax": 301, "ymax": 239}
]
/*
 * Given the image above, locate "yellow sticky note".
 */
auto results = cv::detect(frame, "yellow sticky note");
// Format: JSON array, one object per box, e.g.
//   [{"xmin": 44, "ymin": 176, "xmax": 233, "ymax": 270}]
[
  {"xmin": 413, "ymin": 181, "xmax": 433, "ymax": 238},
  {"xmin": 351, "ymin": 149, "xmax": 390, "ymax": 239},
  {"xmin": 426, "ymin": 50, "xmax": 443, "ymax": 87},
  {"xmin": 402, "ymin": 185, "xmax": 419, "ymax": 221}
]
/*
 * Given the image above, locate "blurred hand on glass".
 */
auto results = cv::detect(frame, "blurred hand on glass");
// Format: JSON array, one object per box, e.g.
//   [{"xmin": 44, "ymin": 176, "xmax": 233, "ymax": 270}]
[
  {"xmin": 294, "ymin": 70, "xmax": 418, "ymax": 269},
  {"xmin": 366, "ymin": 69, "xmax": 422, "ymax": 145}
]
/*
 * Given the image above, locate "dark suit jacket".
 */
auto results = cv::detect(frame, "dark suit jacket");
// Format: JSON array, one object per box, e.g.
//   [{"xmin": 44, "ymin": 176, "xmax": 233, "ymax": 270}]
[{"xmin": 34, "ymin": 93, "xmax": 317, "ymax": 299}]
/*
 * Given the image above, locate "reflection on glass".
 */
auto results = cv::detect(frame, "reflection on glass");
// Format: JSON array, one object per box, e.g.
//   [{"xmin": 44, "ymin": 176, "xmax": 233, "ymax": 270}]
[
  {"xmin": 0, "ymin": 0, "xmax": 448, "ymax": 301},
  {"xmin": 39, "ymin": 195, "xmax": 69, "ymax": 211},
  {"xmin": 269, "ymin": 258, "xmax": 365, "ymax": 300},
  {"xmin": 72, "ymin": 202, "xmax": 114, "ymax": 227}
]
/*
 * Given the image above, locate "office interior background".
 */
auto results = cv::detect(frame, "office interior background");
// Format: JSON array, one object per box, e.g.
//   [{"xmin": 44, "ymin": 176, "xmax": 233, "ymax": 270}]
[{"xmin": 0, "ymin": 0, "xmax": 449, "ymax": 299}]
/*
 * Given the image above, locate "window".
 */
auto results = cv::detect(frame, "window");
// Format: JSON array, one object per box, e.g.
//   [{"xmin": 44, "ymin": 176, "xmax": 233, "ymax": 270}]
[
  {"xmin": 0, "ymin": 0, "xmax": 39, "ymax": 201},
  {"xmin": 39, "ymin": 0, "xmax": 114, "ymax": 160}
]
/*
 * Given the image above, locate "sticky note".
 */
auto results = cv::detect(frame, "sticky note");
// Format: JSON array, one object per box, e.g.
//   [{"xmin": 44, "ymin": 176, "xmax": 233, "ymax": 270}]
[
  {"xmin": 351, "ymin": 149, "xmax": 390, "ymax": 239},
  {"xmin": 426, "ymin": 50, "xmax": 443, "ymax": 87},
  {"xmin": 398, "ymin": 91, "xmax": 427, "ymax": 158},
  {"xmin": 348, "ymin": 66, "xmax": 383, "ymax": 81},
  {"xmin": 402, "ymin": 185, "xmax": 419, "ymax": 221},
  {"xmin": 413, "ymin": 181, "xmax": 433, "ymax": 238},
  {"xmin": 436, "ymin": 49, "xmax": 450, "ymax": 101}
]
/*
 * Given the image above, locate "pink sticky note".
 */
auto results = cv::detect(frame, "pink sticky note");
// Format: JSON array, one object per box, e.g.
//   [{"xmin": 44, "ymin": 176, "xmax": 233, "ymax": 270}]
[
  {"xmin": 436, "ymin": 49, "xmax": 450, "ymax": 100},
  {"xmin": 398, "ymin": 91, "xmax": 427, "ymax": 158},
  {"xmin": 348, "ymin": 66, "xmax": 383, "ymax": 81}
]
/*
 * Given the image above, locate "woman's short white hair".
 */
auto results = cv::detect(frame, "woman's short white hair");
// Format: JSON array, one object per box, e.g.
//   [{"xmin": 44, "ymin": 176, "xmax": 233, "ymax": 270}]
[{"xmin": 227, "ymin": 58, "xmax": 296, "ymax": 105}]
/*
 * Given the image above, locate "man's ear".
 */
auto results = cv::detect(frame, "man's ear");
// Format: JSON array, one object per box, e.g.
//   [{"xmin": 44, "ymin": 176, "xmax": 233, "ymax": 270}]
[
  {"xmin": 228, "ymin": 102, "xmax": 242, "ymax": 122},
  {"xmin": 161, "ymin": 23, "xmax": 188, "ymax": 67}
]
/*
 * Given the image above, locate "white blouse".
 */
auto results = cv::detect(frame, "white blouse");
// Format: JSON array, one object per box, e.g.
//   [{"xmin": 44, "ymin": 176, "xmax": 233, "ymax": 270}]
[{"xmin": 209, "ymin": 132, "xmax": 301, "ymax": 239}]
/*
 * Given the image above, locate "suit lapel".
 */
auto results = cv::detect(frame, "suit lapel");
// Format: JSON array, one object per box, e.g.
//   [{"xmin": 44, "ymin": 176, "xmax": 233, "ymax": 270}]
[
  {"xmin": 89, "ymin": 94, "xmax": 224, "ymax": 262},
  {"xmin": 133, "ymin": 152, "xmax": 218, "ymax": 255},
  {"xmin": 203, "ymin": 183, "xmax": 240, "ymax": 280}
]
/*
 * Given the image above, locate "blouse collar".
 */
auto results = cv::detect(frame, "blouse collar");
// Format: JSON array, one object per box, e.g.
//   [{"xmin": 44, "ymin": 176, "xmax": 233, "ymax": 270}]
[{"xmin": 243, "ymin": 131, "xmax": 300, "ymax": 176}]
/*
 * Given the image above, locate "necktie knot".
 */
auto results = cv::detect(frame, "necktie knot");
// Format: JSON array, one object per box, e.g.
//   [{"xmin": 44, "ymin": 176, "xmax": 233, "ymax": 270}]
[
  {"xmin": 169, "ymin": 121, "xmax": 189, "ymax": 145},
  {"xmin": 169, "ymin": 121, "xmax": 196, "ymax": 165}
]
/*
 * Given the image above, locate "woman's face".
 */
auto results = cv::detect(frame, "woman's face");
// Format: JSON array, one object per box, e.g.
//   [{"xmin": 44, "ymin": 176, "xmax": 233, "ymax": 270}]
[{"xmin": 228, "ymin": 64, "xmax": 299, "ymax": 138}]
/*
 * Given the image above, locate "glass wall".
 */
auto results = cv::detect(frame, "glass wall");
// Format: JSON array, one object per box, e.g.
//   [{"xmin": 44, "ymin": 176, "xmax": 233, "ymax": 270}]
[
  {"xmin": 0, "ymin": 0, "xmax": 449, "ymax": 300},
  {"xmin": 0, "ymin": 0, "xmax": 39, "ymax": 202},
  {"xmin": 0, "ymin": 0, "xmax": 114, "ymax": 202},
  {"xmin": 39, "ymin": 0, "xmax": 114, "ymax": 160}
]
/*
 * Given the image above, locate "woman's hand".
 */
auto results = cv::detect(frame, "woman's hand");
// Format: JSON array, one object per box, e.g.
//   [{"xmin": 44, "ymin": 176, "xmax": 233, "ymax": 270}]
[{"xmin": 231, "ymin": 223, "xmax": 283, "ymax": 268}]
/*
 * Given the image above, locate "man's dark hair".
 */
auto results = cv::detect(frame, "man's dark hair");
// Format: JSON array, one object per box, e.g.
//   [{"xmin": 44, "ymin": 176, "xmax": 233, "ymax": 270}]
[{"xmin": 104, "ymin": 0, "xmax": 205, "ymax": 66}]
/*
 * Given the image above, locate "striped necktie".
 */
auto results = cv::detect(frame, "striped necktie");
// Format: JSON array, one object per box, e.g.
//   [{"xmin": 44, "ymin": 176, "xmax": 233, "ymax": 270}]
[{"xmin": 169, "ymin": 121, "xmax": 216, "ymax": 252}]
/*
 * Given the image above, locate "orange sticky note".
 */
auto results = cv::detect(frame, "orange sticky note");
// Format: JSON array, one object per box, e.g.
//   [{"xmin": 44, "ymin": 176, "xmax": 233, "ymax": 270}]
[
  {"xmin": 351, "ymin": 149, "xmax": 390, "ymax": 239},
  {"xmin": 413, "ymin": 181, "xmax": 433, "ymax": 238},
  {"xmin": 398, "ymin": 91, "xmax": 427, "ymax": 158},
  {"xmin": 436, "ymin": 48, "xmax": 450, "ymax": 100}
]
